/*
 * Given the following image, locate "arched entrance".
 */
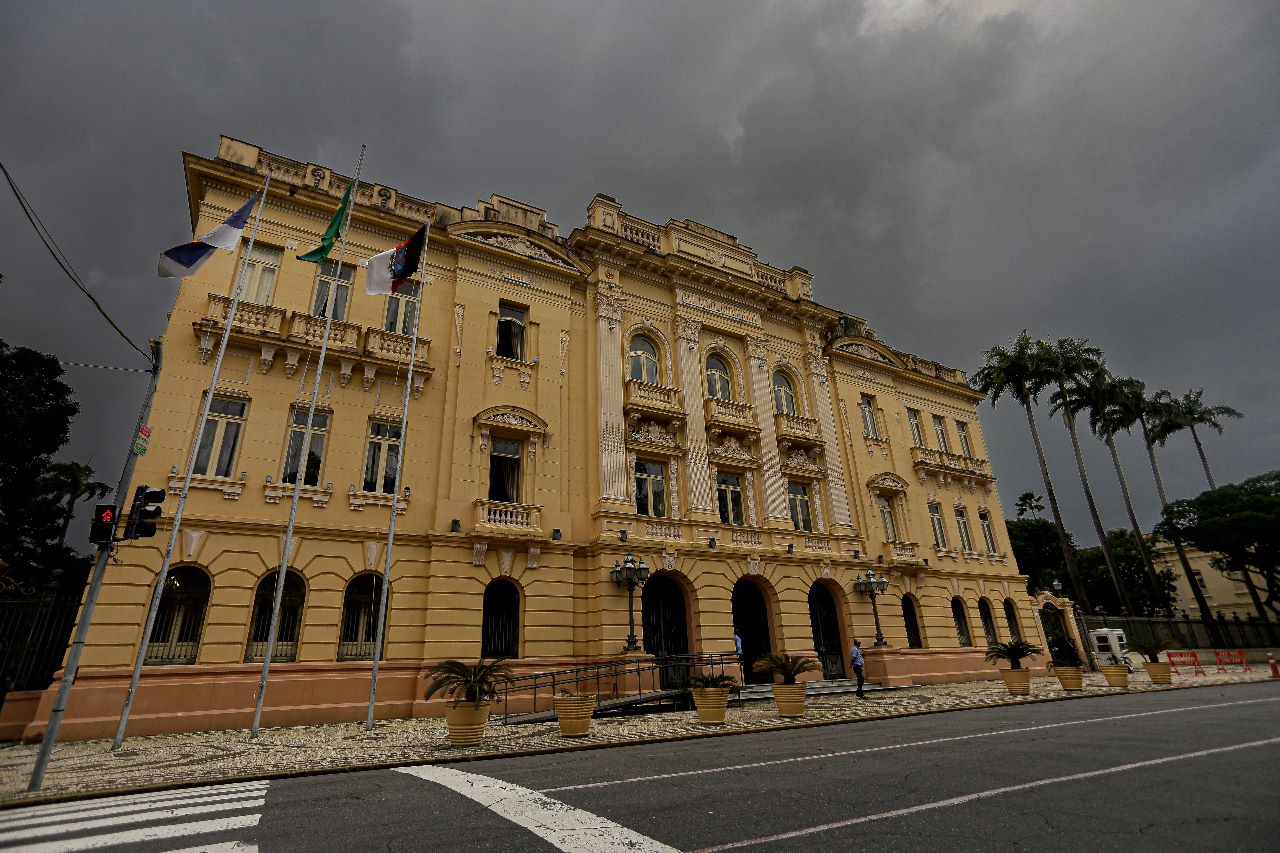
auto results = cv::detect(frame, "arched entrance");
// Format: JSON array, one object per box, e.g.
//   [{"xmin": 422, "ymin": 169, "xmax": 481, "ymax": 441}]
[
  {"xmin": 808, "ymin": 583, "xmax": 846, "ymax": 679},
  {"xmin": 733, "ymin": 578, "xmax": 773, "ymax": 684},
  {"xmin": 1040, "ymin": 602, "xmax": 1069, "ymax": 647},
  {"xmin": 642, "ymin": 574, "xmax": 690, "ymax": 688},
  {"xmin": 481, "ymin": 579, "xmax": 520, "ymax": 659}
]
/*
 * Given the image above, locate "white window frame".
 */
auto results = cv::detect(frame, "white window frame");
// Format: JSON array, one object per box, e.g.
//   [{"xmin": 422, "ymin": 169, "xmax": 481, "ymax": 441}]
[
  {"xmin": 193, "ymin": 397, "xmax": 247, "ymax": 479},
  {"xmin": 860, "ymin": 395, "xmax": 880, "ymax": 439},
  {"xmin": 496, "ymin": 303, "xmax": 527, "ymax": 361},
  {"xmin": 241, "ymin": 244, "xmax": 281, "ymax": 305},
  {"xmin": 706, "ymin": 355, "xmax": 733, "ymax": 401},
  {"xmin": 282, "ymin": 407, "xmax": 329, "ymax": 487},
  {"xmin": 313, "ymin": 260, "xmax": 353, "ymax": 321},
  {"xmin": 933, "ymin": 415, "xmax": 951, "ymax": 453},
  {"xmin": 907, "ymin": 409, "xmax": 925, "ymax": 448},
  {"xmin": 363, "ymin": 420, "xmax": 403, "ymax": 494},
  {"xmin": 773, "ymin": 372, "xmax": 797, "ymax": 416},
  {"xmin": 978, "ymin": 509, "xmax": 998, "ymax": 554},
  {"xmin": 928, "ymin": 502, "xmax": 948, "ymax": 549},
  {"xmin": 877, "ymin": 494, "xmax": 899, "ymax": 542},
  {"xmin": 488, "ymin": 436, "xmax": 523, "ymax": 503},
  {"xmin": 634, "ymin": 457, "xmax": 667, "ymax": 518},
  {"xmin": 383, "ymin": 280, "xmax": 421, "ymax": 335},
  {"xmin": 716, "ymin": 470, "xmax": 746, "ymax": 526},
  {"xmin": 957, "ymin": 421, "xmax": 974, "ymax": 458},
  {"xmin": 955, "ymin": 506, "xmax": 975, "ymax": 552},
  {"xmin": 629, "ymin": 336, "xmax": 660, "ymax": 385},
  {"xmin": 787, "ymin": 480, "xmax": 813, "ymax": 532}
]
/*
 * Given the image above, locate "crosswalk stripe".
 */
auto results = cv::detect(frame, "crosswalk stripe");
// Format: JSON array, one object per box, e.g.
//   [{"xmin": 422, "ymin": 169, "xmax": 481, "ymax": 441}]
[
  {"xmin": 0, "ymin": 797, "xmax": 266, "ymax": 844},
  {"xmin": 1, "ymin": 781, "xmax": 269, "ymax": 822},
  {"xmin": 13, "ymin": 813, "xmax": 261, "ymax": 853},
  {"xmin": 0, "ymin": 790, "xmax": 266, "ymax": 831},
  {"xmin": 164, "ymin": 842, "xmax": 258, "ymax": 852}
]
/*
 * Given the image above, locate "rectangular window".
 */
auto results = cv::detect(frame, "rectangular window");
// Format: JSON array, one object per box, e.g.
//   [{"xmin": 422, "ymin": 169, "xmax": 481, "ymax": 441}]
[
  {"xmin": 488, "ymin": 438, "xmax": 522, "ymax": 503},
  {"xmin": 193, "ymin": 397, "xmax": 247, "ymax": 478},
  {"xmin": 241, "ymin": 244, "xmax": 281, "ymax": 304},
  {"xmin": 978, "ymin": 509, "xmax": 998, "ymax": 553},
  {"xmin": 716, "ymin": 472, "xmax": 745, "ymax": 526},
  {"xmin": 928, "ymin": 502, "xmax": 948, "ymax": 549},
  {"xmin": 877, "ymin": 494, "xmax": 898, "ymax": 542},
  {"xmin": 859, "ymin": 395, "xmax": 880, "ymax": 439},
  {"xmin": 1191, "ymin": 569, "xmax": 1207, "ymax": 591},
  {"xmin": 787, "ymin": 481, "xmax": 813, "ymax": 532},
  {"xmin": 933, "ymin": 415, "xmax": 951, "ymax": 453},
  {"xmin": 313, "ymin": 261, "xmax": 353, "ymax": 321},
  {"xmin": 634, "ymin": 459, "xmax": 667, "ymax": 518},
  {"xmin": 282, "ymin": 408, "xmax": 329, "ymax": 487},
  {"xmin": 363, "ymin": 421, "xmax": 403, "ymax": 494},
  {"xmin": 955, "ymin": 506, "xmax": 975, "ymax": 552},
  {"xmin": 907, "ymin": 409, "xmax": 925, "ymax": 448},
  {"xmin": 957, "ymin": 421, "xmax": 974, "ymax": 458},
  {"xmin": 383, "ymin": 281, "xmax": 421, "ymax": 335},
  {"xmin": 496, "ymin": 303, "xmax": 526, "ymax": 360}
]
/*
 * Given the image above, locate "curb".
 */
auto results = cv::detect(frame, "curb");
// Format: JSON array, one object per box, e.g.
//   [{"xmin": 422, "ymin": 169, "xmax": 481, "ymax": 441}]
[{"xmin": 4, "ymin": 677, "xmax": 1274, "ymax": 810}]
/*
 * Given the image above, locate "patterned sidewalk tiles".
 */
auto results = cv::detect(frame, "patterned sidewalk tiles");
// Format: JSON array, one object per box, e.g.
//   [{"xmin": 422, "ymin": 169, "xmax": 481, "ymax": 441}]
[{"xmin": 1, "ymin": 669, "xmax": 1272, "ymax": 805}]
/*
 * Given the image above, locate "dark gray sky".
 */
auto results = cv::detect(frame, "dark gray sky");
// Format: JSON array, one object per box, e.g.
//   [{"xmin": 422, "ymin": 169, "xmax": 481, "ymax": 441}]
[{"xmin": 2, "ymin": 1, "xmax": 1276, "ymax": 549}]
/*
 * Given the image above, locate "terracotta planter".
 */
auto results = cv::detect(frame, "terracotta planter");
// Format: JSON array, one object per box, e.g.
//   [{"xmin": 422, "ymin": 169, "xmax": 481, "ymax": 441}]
[
  {"xmin": 1053, "ymin": 666, "xmax": 1084, "ymax": 691},
  {"xmin": 692, "ymin": 687, "xmax": 732, "ymax": 724},
  {"xmin": 771, "ymin": 683, "xmax": 807, "ymax": 717},
  {"xmin": 1100, "ymin": 664, "xmax": 1130, "ymax": 688},
  {"xmin": 1143, "ymin": 661, "xmax": 1172, "ymax": 685},
  {"xmin": 553, "ymin": 695, "xmax": 596, "ymax": 737},
  {"xmin": 443, "ymin": 702, "xmax": 490, "ymax": 747},
  {"xmin": 999, "ymin": 668, "xmax": 1032, "ymax": 696}
]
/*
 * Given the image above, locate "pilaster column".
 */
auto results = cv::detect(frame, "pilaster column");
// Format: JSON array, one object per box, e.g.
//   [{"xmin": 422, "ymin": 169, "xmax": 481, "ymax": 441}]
[
  {"xmin": 676, "ymin": 316, "xmax": 716, "ymax": 515},
  {"xmin": 747, "ymin": 336, "xmax": 790, "ymax": 523},
  {"xmin": 806, "ymin": 351, "xmax": 854, "ymax": 531},
  {"xmin": 597, "ymin": 291, "xmax": 629, "ymax": 504}
]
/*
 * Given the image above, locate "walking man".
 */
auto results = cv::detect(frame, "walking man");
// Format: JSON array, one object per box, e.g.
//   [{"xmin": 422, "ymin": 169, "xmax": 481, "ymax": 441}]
[{"xmin": 851, "ymin": 639, "xmax": 865, "ymax": 698}]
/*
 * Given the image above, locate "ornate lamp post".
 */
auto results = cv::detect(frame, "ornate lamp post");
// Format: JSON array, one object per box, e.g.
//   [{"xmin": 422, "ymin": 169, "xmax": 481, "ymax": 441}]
[
  {"xmin": 611, "ymin": 552, "xmax": 650, "ymax": 652},
  {"xmin": 853, "ymin": 569, "xmax": 890, "ymax": 646}
]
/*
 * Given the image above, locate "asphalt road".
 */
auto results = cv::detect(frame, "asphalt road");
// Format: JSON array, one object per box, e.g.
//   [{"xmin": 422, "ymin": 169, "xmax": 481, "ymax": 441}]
[{"xmin": 6, "ymin": 680, "xmax": 1278, "ymax": 852}]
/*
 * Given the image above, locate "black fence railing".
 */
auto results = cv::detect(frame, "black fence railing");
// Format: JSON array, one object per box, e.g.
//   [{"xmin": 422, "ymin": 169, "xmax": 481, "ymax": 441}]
[
  {"xmin": 1, "ymin": 587, "xmax": 83, "ymax": 704},
  {"xmin": 1083, "ymin": 612, "xmax": 1279, "ymax": 651}
]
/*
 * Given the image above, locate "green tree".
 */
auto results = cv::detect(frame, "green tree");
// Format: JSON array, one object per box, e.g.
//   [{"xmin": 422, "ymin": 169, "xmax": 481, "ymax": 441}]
[
  {"xmin": 1078, "ymin": 529, "xmax": 1177, "ymax": 616},
  {"xmin": 1015, "ymin": 491, "xmax": 1044, "ymax": 518},
  {"xmin": 40, "ymin": 461, "xmax": 112, "ymax": 548},
  {"xmin": 1162, "ymin": 389, "xmax": 1242, "ymax": 490},
  {"xmin": 974, "ymin": 332, "xmax": 1089, "ymax": 609},
  {"xmin": 1157, "ymin": 472, "xmax": 1280, "ymax": 624},
  {"xmin": 1006, "ymin": 517, "xmax": 1072, "ymax": 595}
]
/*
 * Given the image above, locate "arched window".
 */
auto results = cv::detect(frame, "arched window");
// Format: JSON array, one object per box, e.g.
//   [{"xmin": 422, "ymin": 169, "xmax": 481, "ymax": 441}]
[
  {"xmin": 705, "ymin": 355, "xmax": 732, "ymax": 401},
  {"xmin": 978, "ymin": 599, "xmax": 998, "ymax": 646},
  {"xmin": 629, "ymin": 336, "xmax": 660, "ymax": 384},
  {"xmin": 902, "ymin": 595, "xmax": 924, "ymax": 649},
  {"xmin": 1004, "ymin": 599, "xmax": 1023, "ymax": 642},
  {"xmin": 144, "ymin": 567, "xmax": 210, "ymax": 665},
  {"xmin": 772, "ymin": 372, "xmax": 796, "ymax": 415},
  {"xmin": 338, "ymin": 574, "xmax": 383, "ymax": 661},
  {"xmin": 951, "ymin": 597, "xmax": 973, "ymax": 647},
  {"xmin": 481, "ymin": 579, "xmax": 520, "ymax": 658},
  {"xmin": 245, "ymin": 570, "xmax": 306, "ymax": 662}
]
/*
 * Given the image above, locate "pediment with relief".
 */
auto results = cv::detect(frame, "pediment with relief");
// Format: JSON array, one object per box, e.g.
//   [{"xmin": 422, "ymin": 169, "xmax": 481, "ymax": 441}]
[{"xmin": 453, "ymin": 226, "xmax": 584, "ymax": 272}]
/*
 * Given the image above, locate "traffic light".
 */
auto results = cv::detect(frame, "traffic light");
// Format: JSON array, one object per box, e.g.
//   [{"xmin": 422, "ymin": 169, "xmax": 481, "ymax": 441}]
[
  {"xmin": 124, "ymin": 485, "xmax": 165, "ymax": 539},
  {"xmin": 89, "ymin": 504, "xmax": 119, "ymax": 545}
]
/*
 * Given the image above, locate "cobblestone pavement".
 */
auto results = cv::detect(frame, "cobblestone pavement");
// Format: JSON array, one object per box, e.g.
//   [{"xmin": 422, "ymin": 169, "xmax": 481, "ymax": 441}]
[{"xmin": 1, "ymin": 670, "xmax": 1270, "ymax": 805}]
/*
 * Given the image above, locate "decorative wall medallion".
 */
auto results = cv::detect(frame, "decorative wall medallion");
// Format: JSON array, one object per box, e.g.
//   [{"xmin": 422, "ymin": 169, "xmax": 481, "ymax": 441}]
[
  {"xmin": 499, "ymin": 549, "xmax": 514, "ymax": 576},
  {"xmin": 473, "ymin": 542, "xmax": 488, "ymax": 566},
  {"xmin": 527, "ymin": 546, "xmax": 540, "ymax": 569},
  {"xmin": 747, "ymin": 557, "xmax": 760, "ymax": 575},
  {"xmin": 519, "ymin": 370, "xmax": 531, "ymax": 390},
  {"xmin": 492, "ymin": 365, "xmax": 504, "ymax": 385},
  {"xmin": 663, "ymin": 551, "xmax": 677, "ymax": 572}
]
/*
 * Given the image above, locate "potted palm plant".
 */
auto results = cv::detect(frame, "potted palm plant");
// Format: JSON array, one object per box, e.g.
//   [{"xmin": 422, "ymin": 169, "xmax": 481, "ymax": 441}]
[
  {"xmin": 985, "ymin": 639, "xmax": 1044, "ymax": 696},
  {"xmin": 423, "ymin": 658, "xmax": 514, "ymax": 747},
  {"xmin": 688, "ymin": 672, "xmax": 737, "ymax": 724},
  {"xmin": 553, "ymin": 687, "xmax": 597, "ymax": 737},
  {"xmin": 752, "ymin": 653, "xmax": 821, "ymax": 717},
  {"xmin": 1130, "ymin": 638, "xmax": 1174, "ymax": 685},
  {"xmin": 1098, "ymin": 654, "xmax": 1131, "ymax": 688},
  {"xmin": 1048, "ymin": 636, "xmax": 1084, "ymax": 690}
]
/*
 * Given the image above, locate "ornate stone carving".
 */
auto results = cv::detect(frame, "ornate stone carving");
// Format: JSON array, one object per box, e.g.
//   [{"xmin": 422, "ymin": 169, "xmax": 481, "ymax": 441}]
[
  {"xmin": 362, "ymin": 363, "xmax": 377, "ymax": 391},
  {"xmin": 454, "ymin": 304, "xmax": 464, "ymax": 366},
  {"xmin": 259, "ymin": 345, "xmax": 276, "ymax": 374},
  {"xmin": 473, "ymin": 542, "xmax": 488, "ymax": 566},
  {"xmin": 462, "ymin": 231, "xmax": 574, "ymax": 268},
  {"xmin": 526, "ymin": 546, "xmax": 540, "ymax": 570},
  {"xmin": 675, "ymin": 316, "xmax": 701, "ymax": 344},
  {"xmin": 629, "ymin": 419, "xmax": 679, "ymax": 447},
  {"xmin": 746, "ymin": 336, "xmax": 768, "ymax": 368},
  {"xmin": 870, "ymin": 472, "xmax": 910, "ymax": 491},
  {"xmin": 338, "ymin": 359, "xmax": 354, "ymax": 388},
  {"xmin": 499, "ymin": 549, "xmax": 515, "ymax": 576},
  {"xmin": 492, "ymin": 364, "xmax": 504, "ymax": 385},
  {"xmin": 747, "ymin": 556, "xmax": 760, "ymax": 575},
  {"xmin": 284, "ymin": 349, "xmax": 301, "ymax": 378},
  {"xmin": 837, "ymin": 342, "xmax": 894, "ymax": 364},
  {"xmin": 782, "ymin": 448, "xmax": 825, "ymax": 476},
  {"xmin": 712, "ymin": 435, "xmax": 757, "ymax": 463},
  {"xmin": 595, "ymin": 291, "xmax": 624, "ymax": 324},
  {"xmin": 663, "ymin": 551, "xmax": 677, "ymax": 572},
  {"xmin": 559, "ymin": 330, "xmax": 569, "ymax": 378},
  {"xmin": 519, "ymin": 370, "xmax": 531, "ymax": 390}
]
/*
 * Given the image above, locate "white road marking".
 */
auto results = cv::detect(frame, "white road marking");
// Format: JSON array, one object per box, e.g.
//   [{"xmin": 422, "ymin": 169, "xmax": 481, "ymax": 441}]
[
  {"xmin": 0, "ymin": 789, "xmax": 267, "ymax": 831},
  {"xmin": 0, "ymin": 797, "xmax": 266, "ymax": 843},
  {"xmin": 164, "ymin": 842, "xmax": 258, "ymax": 852},
  {"xmin": 542, "ymin": 695, "xmax": 1280, "ymax": 793},
  {"xmin": 397, "ymin": 765, "xmax": 679, "ymax": 853},
  {"xmin": 0, "ymin": 781, "xmax": 269, "ymax": 822},
  {"xmin": 690, "ymin": 735, "xmax": 1280, "ymax": 852},
  {"xmin": 13, "ymin": 813, "xmax": 261, "ymax": 853}
]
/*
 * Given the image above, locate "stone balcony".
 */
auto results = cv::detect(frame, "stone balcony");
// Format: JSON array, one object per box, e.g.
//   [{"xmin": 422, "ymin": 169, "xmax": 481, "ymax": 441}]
[
  {"xmin": 206, "ymin": 294, "xmax": 288, "ymax": 336},
  {"xmin": 910, "ymin": 446, "xmax": 994, "ymax": 485},
  {"xmin": 624, "ymin": 380, "xmax": 684, "ymax": 420},
  {"xmin": 704, "ymin": 397, "xmax": 759, "ymax": 435},
  {"xmin": 774, "ymin": 412, "xmax": 822, "ymax": 447},
  {"xmin": 474, "ymin": 499, "xmax": 544, "ymax": 539},
  {"xmin": 884, "ymin": 540, "xmax": 924, "ymax": 565}
]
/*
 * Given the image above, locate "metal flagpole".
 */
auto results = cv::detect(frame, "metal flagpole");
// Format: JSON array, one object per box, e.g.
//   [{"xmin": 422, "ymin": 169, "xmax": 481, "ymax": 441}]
[
  {"xmin": 364, "ymin": 215, "xmax": 433, "ymax": 730},
  {"xmin": 251, "ymin": 146, "xmax": 365, "ymax": 738},
  {"xmin": 111, "ymin": 172, "xmax": 273, "ymax": 751},
  {"xmin": 29, "ymin": 341, "xmax": 162, "ymax": 791}
]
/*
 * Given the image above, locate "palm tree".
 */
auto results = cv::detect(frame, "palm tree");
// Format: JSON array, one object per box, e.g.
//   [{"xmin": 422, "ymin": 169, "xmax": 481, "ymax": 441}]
[
  {"xmin": 1140, "ymin": 391, "xmax": 1221, "ymax": 641},
  {"xmin": 1047, "ymin": 342, "xmax": 1133, "ymax": 616},
  {"xmin": 1015, "ymin": 491, "xmax": 1044, "ymax": 518},
  {"xmin": 40, "ymin": 461, "xmax": 112, "ymax": 549},
  {"xmin": 1088, "ymin": 374, "xmax": 1164, "ymax": 612},
  {"xmin": 1165, "ymin": 389, "xmax": 1242, "ymax": 489},
  {"xmin": 974, "ymin": 332, "xmax": 1089, "ymax": 610}
]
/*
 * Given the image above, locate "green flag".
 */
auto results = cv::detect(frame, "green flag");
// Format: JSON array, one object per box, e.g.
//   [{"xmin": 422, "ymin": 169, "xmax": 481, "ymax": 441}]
[{"xmin": 297, "ymin": 181, "xmax": 353, "ymax": 263}]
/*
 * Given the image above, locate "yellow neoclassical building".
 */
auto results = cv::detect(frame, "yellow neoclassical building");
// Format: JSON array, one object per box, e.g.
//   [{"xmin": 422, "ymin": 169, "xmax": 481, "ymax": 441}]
[{"xmin": 18, "ymin": 136, "xmax": 1048, "ymax": 741}]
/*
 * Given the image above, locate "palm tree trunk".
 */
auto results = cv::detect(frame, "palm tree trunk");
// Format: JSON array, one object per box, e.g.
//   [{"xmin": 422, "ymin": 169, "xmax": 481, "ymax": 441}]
[
  {"xmin": 1140, "ymin": 416, "xmax": 1222, "ymax": 645},
  {"xmin": 1106, "ymin": 435, "xmax": 1164, "ymax": 613},
  {"xmin": 1060, "ymin": 401, "xmax": 1132, "ymax": 615},
  {"xmin": 58, "ymin": 498, "xmax": 76, "ymax": 549},
  {"xmin": 1237, "ymin": 565, "xmax": 1278, "ymax": 644},
  {"xmin": 1024, "ymin": 398, "xmax": 1090, "ymax": 610},
  {"xmin": 1189, "ymin": 424, "xmax": 1216, "ymax": 489}
]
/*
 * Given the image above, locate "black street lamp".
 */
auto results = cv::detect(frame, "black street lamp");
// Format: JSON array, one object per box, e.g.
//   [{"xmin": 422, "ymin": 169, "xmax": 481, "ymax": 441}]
[
  {"xmin": 853, "ymin": 568, "xmax": 890, "ymax": 646},
  {"xmin": 611, "ymin": 552, "xmax": 651, "ymax": 652}
]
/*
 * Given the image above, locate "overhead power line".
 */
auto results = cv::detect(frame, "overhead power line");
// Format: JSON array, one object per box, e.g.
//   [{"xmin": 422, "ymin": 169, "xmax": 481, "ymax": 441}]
[
  {"xmin": 59, "ymin": 359, "xmax": 153, "ymax": 374},
  {"xmin": 0, "ymin": 158, "xmax": 152, "ymax": 362}
]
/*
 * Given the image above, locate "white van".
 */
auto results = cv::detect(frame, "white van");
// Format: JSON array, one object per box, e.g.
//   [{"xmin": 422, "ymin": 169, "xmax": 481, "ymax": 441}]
[{"xmin": 1090, "ymin": 628, "xmax": 1134, "ymax": 671}]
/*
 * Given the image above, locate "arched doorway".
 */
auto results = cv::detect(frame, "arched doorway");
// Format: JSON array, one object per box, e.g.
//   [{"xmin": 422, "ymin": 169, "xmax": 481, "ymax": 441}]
[
  {"xmin": 978, "ymin": 598, "xmax": 998, "ymax": 647},
  {"xmin": 338, "ymin": 573, "xmax": 383, "ymax": 661},
  {"xmin": 808, "ymin": 583, "xmax": 845, "ymax": 679},
  {"xmin": 902, "ymin": 595, "xmax": 925, "ymax": 649},
  {"xmin": 733, "ymin": 578, "xmax": 773, "ymax": 684},
  {"xmin": 144, "ymin": 566, "xmax": 210, "ymax": 665},
  {"xmin": 1040, "ymin": 602, "xmax": 1068, "ymax": 647},
  {"xmin": 245, "ymin": 570, "xmax": 306, "ymax": 663},
  {"xmin": 481, "ymin": 579, "xmax": 520, "ymax": 659},
  {"xmin": 642, "ymin": 574, "xmax": 690, "ymax": 689}
]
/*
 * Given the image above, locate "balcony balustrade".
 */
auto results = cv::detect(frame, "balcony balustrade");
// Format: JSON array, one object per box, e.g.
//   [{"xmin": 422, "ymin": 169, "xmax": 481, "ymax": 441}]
[
  {"xmin": 704, "ymin": 397, "xmax": 759, "ymax": 434},
  {"xmin": 365, "ymin": 327, "xmax": 431, "ymax": 366},
  {"xmin": 624, "ymin": 380, "xmax": 683, "ymax": 419},
  {"xmin": 474, "ymin": 499, "xmax": 544, "ymax": 537},
  {"xmin": 288, "ymin": 313, "xmax": 362, "ymax": 353},
  {"xmin": 884, "ymin": 540, "xmax": 922, "ymax": 565},
  {"xmin": 205, "ymin": 294, "xmax": 288, "ymax": 335},
  {"xmin": 774, "ymin": 412, "xmax": 822, "ymax": 446},
  {"xmin": 910, "ymin": 446, "xmax": 993, "ymax": 481}
]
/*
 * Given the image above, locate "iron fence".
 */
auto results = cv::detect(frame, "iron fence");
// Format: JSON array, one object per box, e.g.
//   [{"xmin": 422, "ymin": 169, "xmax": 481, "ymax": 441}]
[{"xmin": 1083, "ymin": 611, "xmax": 1278, "ymax": 651}]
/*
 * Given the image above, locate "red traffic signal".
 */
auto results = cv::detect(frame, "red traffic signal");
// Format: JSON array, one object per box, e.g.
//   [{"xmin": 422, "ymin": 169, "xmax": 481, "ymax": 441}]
[{"xmin": 89, "ymin": 503, "xmax": 118, "ymax": 545}]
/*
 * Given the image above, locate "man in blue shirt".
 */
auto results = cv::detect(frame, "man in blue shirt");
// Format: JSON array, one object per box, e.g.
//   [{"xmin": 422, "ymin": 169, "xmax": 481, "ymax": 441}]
[{"xmin": 850, "ymin": 639, "xmax": 865, "ymax": 698}]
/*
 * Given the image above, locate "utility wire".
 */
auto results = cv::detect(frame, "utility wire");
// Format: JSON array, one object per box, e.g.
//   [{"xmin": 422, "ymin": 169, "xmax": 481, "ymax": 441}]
[
  {"xmin": 59, "ymin": 360, "xmax": 153, "ymax": 374},
  {"xmin": 0, "ymin": 158, "xmax": 152, "ymax": 362}
]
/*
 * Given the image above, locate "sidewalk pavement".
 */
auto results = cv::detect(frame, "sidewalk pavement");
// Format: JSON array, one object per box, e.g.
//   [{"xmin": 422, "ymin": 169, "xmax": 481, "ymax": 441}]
[{"xmin": 1, "ymin": 669, "xmax": 1271, "ymax": 806}]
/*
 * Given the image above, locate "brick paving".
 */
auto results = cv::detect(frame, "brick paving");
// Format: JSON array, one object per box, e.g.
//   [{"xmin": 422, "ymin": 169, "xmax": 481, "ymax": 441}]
[{"xmin": 1, "ymin": 669, "xmax": 1270, "ymax": 805}]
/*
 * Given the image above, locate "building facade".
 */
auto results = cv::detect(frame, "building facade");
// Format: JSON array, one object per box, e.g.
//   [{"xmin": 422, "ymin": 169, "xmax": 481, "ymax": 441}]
[{"xmin": 16, "ymin": 136, "xmax": 1047, "ymax": 741}]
